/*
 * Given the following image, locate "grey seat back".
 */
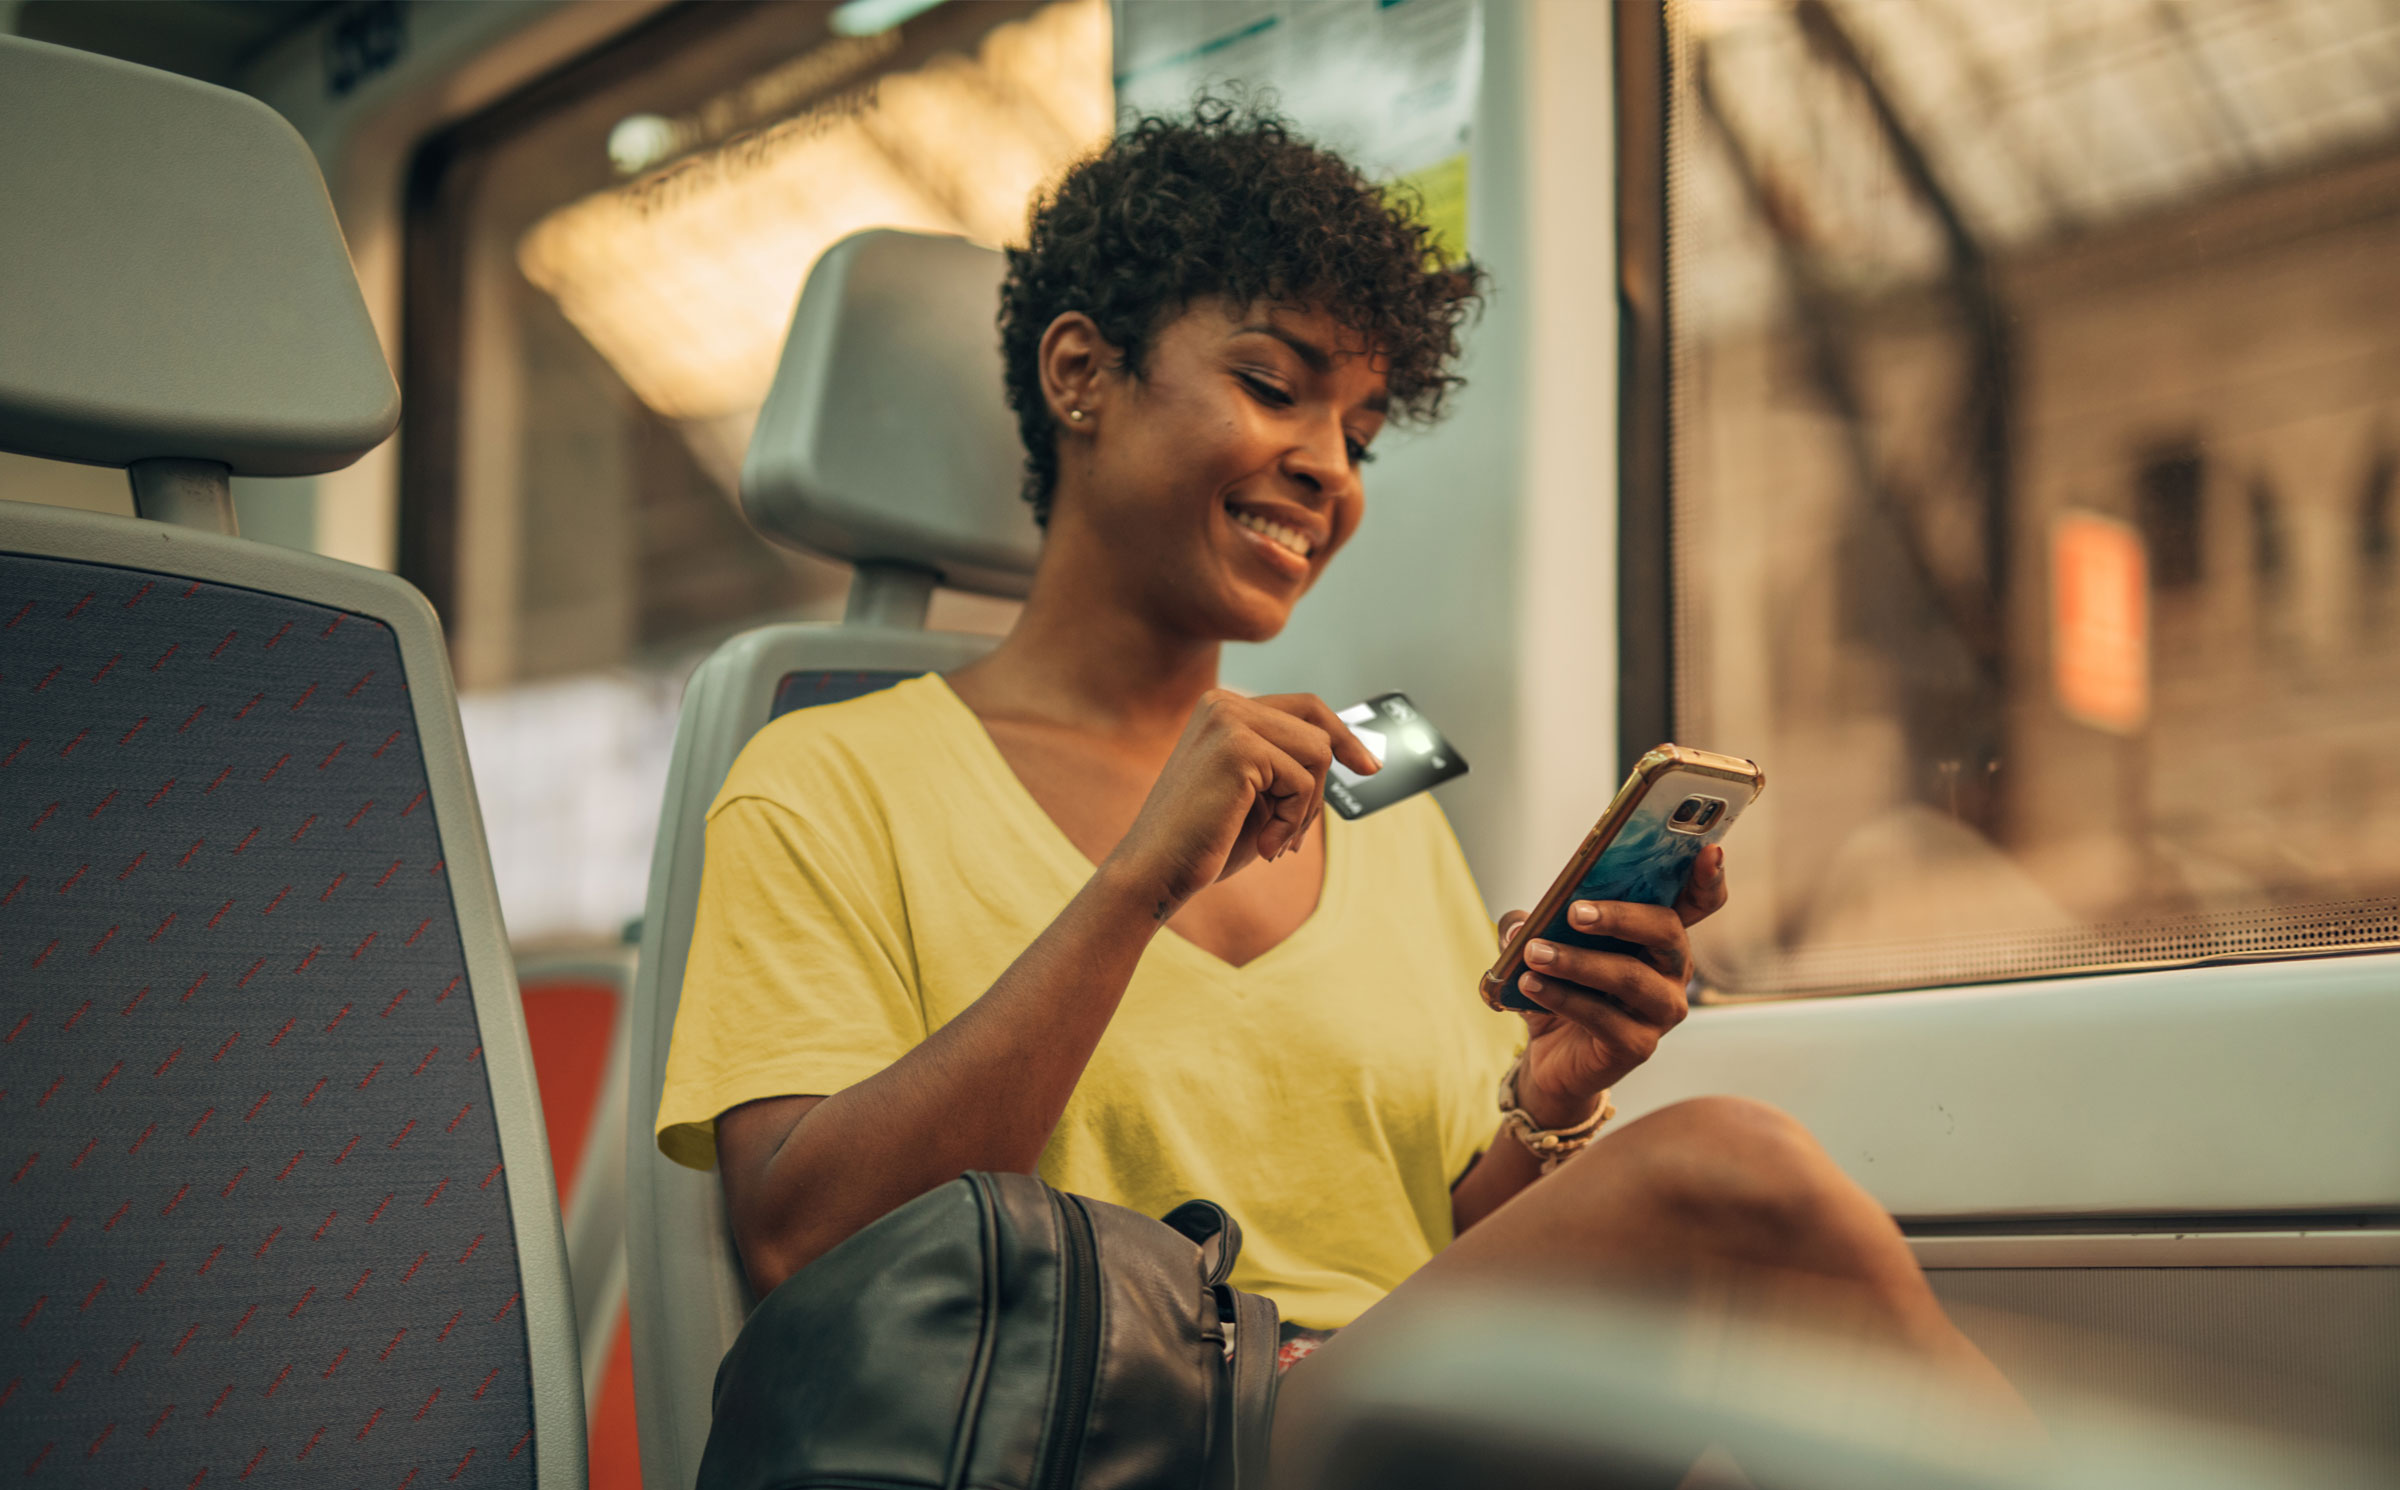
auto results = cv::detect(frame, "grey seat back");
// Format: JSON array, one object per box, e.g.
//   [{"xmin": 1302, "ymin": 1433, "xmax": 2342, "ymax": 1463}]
[
  {"xmin": 0, "ymin": 37, "xmax": 398, "ymax": 530},
  {"xmin": 625, "ymin": 229, "xmax": 1040, "ymax": 1490},
  {"xmin": 0, "ymin": 36, "xmax": 581, "ymax": 1490}
]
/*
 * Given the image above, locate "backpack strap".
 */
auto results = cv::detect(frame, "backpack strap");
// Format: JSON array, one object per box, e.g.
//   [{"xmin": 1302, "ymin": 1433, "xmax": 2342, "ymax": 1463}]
[
  {"xmin": 1159, "ymin": 1198, "xmax": 1243, "ymax": 1288},
  {"xmin": 1161, "ymin": 1199, "xmax": 1279, "ymax": 1488}
]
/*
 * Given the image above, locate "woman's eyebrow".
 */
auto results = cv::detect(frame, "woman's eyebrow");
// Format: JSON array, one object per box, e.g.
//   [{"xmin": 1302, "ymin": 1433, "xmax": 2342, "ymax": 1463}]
[{"xmin": 1235, "ymin": 322, "xmax": 1330, "ymax": 371}]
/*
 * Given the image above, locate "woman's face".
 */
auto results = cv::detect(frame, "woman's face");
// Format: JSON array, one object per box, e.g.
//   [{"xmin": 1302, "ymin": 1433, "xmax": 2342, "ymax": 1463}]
[{"xmin": 1054, "ymin": 299, "xmax": 1388, "ymax": 643}]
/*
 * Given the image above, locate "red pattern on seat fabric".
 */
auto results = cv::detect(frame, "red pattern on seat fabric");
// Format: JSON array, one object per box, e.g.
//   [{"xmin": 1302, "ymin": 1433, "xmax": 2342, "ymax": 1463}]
[{"xmin": 0, "ymin": 554, "xmax": 535, "ymax": 1487}]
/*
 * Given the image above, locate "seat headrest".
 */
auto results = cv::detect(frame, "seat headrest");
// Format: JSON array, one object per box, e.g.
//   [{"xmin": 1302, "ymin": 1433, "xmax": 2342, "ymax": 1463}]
[
  {"xmin": 0, "ymin": 36, "xmax": 399, "ymax": 476},
  {"xmin": 741, "ymin": 230, "xmax": 1043, "ymax": 599}
]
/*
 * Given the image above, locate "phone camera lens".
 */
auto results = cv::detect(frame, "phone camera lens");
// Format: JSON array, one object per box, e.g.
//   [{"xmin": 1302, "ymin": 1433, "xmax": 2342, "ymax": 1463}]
[{"xmin": 1672, "ymin": 796, "xmax": 1726, "ymax": 831}]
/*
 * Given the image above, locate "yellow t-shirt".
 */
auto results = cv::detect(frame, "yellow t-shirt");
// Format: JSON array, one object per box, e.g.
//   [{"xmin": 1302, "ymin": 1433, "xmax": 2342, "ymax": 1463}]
[{"xmin": 656, "ymin": 674, "xmax": 1522, "ymax": 1328}]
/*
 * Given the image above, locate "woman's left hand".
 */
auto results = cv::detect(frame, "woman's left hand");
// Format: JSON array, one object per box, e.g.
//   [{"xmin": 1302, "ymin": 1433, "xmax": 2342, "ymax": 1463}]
[{"xmin": 1495, "ymin": 846, "xmax": 1728, "ymax": 1130}]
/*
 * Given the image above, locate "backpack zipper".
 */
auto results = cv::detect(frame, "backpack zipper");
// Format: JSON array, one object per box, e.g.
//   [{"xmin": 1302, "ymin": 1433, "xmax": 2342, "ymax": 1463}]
[
  {"xmin": 943, "ymin": 1176, "xmax": 1007, "ymax": 1490},
  {"xmin": 1033, "ymin": 1190, "xmax": 1102, "ymax": 1490}
]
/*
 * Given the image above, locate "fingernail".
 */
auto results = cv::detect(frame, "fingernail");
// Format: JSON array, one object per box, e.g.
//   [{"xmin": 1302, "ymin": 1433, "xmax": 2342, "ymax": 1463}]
[
  {"xmin": 1524, "ymin": 940, "xmax": 1556, "ymax": 967},
  {"xmin": 1518, "ymin": 971, "xmax": 1544, "ymax": 995},
  {"xmin": 1571, "ymin": 902, "xmax": 1599, "ymax": 927}
]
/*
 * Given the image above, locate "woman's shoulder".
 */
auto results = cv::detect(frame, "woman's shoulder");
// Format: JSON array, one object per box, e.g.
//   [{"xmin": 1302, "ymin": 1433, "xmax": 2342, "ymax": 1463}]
[{"xmin": 709, "ymin": 672, "xmax": 959, "ymax": 817}]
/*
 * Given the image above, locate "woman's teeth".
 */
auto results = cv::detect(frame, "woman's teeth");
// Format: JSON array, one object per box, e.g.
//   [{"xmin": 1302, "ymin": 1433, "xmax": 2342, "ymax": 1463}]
[{"xmin": 1230, "ymin": 508, "xmax": 1312, "ymax": 558}]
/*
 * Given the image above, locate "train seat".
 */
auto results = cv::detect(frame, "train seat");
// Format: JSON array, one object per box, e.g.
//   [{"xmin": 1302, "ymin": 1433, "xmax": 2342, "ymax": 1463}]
[
  {"xmin": 0, "ymin": 35, "xmax": 584, "ymax": 1489},
  {"xmin": 624, "ymin": 228, "xmax": 1041, "ymax": 1490},
  {"xmin": 514, "ymin": 951, "xmax": 640, "ymax": 1489}
]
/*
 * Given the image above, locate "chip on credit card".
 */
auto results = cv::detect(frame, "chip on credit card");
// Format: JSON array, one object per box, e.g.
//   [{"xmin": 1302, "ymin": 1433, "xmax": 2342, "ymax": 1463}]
[{"xmin": 1325, "ymin": 692, "xmax": 1469, "ymax": 819}]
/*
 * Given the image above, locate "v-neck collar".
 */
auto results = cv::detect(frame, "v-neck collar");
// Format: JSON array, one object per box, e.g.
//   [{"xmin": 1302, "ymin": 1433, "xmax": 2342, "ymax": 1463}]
[{"xmin": 919, "ymin": 672, "xmax": 1348, "ymax": 979}]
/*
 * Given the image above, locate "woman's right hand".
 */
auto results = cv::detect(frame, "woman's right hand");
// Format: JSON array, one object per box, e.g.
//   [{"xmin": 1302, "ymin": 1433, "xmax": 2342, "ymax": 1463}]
[{"xmin": 1105, "ymin": 689, "xmax": 1381, "ymax": 918}]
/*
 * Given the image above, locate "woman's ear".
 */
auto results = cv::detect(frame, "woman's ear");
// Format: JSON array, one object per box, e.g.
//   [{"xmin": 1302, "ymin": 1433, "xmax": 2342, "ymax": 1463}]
[{"xmin": 1038, "ymin": 311, "xmax": 1115, "ymax": 432}]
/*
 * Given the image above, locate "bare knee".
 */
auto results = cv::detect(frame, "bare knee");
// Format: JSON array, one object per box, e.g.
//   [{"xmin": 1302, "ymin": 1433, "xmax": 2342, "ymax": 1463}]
[
  {"xmin": 1627, "ymin": 1094, "xmax": 1814, "ymax": 1153},
  {"xmin": 1523, "ymin": 1102, "xmax": 1996, "ymax": 1396},
  {"xmin": 1590, "ymin": 1096, "xmax": 1872, "ymax": 1255},
  {"xmin": 1619, "ymin": 1095, "xmax": 1825, "ymax": 1180}
]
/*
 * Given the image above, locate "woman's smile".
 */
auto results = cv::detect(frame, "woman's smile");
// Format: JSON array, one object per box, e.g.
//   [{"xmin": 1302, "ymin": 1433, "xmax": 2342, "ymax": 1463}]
[{"xmin": 1223, "ymin": 497, "xmax": 1319, "ymax": 579}]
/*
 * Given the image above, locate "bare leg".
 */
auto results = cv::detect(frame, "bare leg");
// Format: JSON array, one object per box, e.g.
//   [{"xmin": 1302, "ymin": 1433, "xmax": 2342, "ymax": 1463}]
[{"xmin": 1275, "ymin": 1097, "xmax": 2030, "ymax": 1458}]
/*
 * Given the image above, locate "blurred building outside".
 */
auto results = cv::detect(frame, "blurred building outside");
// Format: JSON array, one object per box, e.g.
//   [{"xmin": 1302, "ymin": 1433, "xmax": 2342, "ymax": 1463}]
[{"xmin": 1670, "ymin": 0, "xmax": 2400, "ymax": 994}]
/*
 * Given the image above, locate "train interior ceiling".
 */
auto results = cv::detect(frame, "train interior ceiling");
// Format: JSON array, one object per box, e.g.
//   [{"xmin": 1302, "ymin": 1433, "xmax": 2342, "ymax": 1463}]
[{"xmin": 1, "ymin": 0, "xmax": 2397, "ymax": 1485}]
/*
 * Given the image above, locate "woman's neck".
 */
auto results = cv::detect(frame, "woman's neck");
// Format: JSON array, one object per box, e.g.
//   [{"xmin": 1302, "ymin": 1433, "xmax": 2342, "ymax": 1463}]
[
  {"xmin": 965, "ymin": 581, "xmax": 1217, "ymax": 743},
  {"xmin": 949, "ymin": 509, "xmax": 1218, "ymax": 744}
]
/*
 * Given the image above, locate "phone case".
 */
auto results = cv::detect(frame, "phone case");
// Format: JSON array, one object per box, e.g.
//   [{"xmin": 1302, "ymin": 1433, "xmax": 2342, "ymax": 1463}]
[{"xmin": 1482, "ymin": 745, "xmax": 1764, "ymax": 1012}]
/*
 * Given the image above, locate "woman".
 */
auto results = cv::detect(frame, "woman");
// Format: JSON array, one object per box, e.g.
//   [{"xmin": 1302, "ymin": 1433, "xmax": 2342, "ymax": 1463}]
[{"xmin": 657, "ymin": 102, "xmax": 2014, "ymax": 1432}]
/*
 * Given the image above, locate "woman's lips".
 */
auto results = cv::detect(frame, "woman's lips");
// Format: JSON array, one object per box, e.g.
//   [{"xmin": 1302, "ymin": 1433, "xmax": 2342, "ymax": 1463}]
[
  {"xmin": 1228, "ymin": 505, "xmax": 1313, "ymax": 557},
  {"xmin": 1223, "ymin": 504, "xmax": 1313, "ymax": 579}
]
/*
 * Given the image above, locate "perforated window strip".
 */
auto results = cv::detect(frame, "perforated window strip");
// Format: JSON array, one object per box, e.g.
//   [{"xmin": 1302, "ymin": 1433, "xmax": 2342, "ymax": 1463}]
[
  {"xmin": 0, "ymin": 555, "xmax": 536, "ymax": 1487},
  {"xmin": 1701, "ymin": 896, "xmax": 2400, "ymax": 1001}
]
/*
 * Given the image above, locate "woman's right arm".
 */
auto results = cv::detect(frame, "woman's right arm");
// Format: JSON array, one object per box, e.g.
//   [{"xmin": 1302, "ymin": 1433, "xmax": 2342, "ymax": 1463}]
[{"xmin": 713, "ymin": 690, "xmax": 1377, "ymax": 1298}]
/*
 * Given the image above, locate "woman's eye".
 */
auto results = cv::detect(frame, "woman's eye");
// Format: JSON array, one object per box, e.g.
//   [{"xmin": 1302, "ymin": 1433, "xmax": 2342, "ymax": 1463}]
[
  {"xmin": 1346, "ymin": 438, "xmax": 1375, "ymax": 466},
  {"xmin": 1238, "ymin": 373, "xmax": 1294, "ymax": 408}
]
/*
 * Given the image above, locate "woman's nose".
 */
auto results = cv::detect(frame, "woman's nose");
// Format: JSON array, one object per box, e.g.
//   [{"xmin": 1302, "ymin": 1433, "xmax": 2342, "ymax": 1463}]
[{"xmin": 1280, "ymin": 420, "xmax": 1349, "ymax": 497}]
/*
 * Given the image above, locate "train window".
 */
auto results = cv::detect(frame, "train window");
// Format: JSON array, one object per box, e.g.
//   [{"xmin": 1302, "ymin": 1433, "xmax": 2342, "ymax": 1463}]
[
  {"xmin": 402, "ymin": 0, "xmax": 1108, "ymax": 945},
  {"xmin": 1639, "ymin": 0, "xmax": 2400, "ymax": 996}
]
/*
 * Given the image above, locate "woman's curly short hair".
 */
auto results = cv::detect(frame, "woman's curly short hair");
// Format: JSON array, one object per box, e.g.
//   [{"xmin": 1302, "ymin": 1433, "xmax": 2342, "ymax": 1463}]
[{"xmin": 997, "ymin": 97, "xmax": 1487, "ymax": 525}]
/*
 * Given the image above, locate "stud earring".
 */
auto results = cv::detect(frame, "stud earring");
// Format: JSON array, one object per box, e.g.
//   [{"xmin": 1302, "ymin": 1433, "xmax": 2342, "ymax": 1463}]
[{"xmin": 1067, "ymin": 408, "xmax": 1086, "ymax": 422}]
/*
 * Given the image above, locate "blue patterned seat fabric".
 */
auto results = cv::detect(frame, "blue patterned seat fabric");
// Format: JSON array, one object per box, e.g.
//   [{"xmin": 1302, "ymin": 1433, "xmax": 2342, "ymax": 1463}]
[
  {"xmin": 0, "ymin": 553, "xmax": 533, "ymax": 1487},
  {"xmin": 768, "ymin": 669, "xmax": 920, "ymax": 721}
]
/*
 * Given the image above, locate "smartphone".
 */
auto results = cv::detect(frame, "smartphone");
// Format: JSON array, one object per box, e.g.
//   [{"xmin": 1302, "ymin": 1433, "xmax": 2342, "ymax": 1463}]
[
  {"xmin": 1324, "ymin": 692, "xmax": 1468, "ymax": 819},
  {"xmin": 1481, "ymin": 745, "xmax": 1764, "ymax": 1012}
]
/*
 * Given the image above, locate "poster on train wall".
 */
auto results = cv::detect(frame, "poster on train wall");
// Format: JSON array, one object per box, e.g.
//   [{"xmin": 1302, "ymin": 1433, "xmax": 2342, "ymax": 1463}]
[{"xmin": 1111, "ymin": 0, "xmax": 1481, "ymax": 261}]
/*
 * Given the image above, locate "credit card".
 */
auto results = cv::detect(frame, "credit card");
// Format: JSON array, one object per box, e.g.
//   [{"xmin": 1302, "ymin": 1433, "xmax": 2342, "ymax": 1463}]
[{"xmin": 1325, "ymin": 692, "xmax": 1468, "ymax": 819}]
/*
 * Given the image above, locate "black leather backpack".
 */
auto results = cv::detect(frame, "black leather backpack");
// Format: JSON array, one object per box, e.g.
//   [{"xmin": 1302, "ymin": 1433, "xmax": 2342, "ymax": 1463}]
[{"xmin": 698, "ymin": 1172, "xmax": 1283, "ymax": 1490}]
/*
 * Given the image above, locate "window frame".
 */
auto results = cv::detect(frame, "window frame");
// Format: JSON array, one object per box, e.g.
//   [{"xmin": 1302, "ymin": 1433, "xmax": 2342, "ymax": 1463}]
[
  {"xmin": 394, "ymin": 0, "xmax": 1042, "ymax": 632},
  {"xmin": 1613, "ymin": 1, "xmax": 1672, "ymax": 785},
  {"xmin": 398, "ymin": 0, "xmax": 765, "ymax": 627}
]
